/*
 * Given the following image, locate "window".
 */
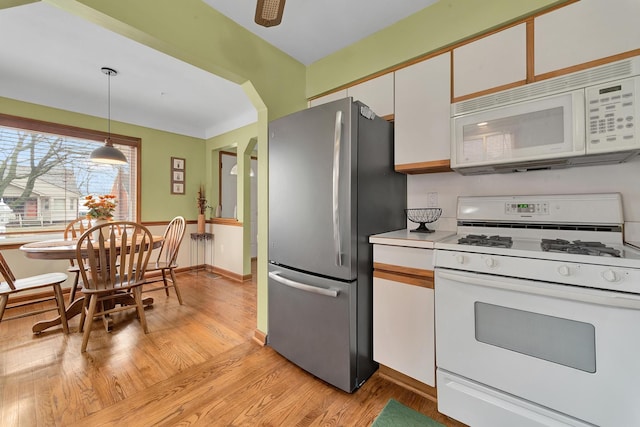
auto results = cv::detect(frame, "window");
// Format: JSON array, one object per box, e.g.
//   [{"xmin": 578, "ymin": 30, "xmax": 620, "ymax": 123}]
[{"xmin": 0, "ymin": 113, "xmax": 140, "ymax": 235}]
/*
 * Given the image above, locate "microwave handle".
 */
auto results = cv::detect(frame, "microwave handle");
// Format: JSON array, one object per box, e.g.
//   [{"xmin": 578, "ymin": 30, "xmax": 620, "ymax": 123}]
[{"xmin": 437, "ymin": 270, "xmax": 640, "ymax": 310}]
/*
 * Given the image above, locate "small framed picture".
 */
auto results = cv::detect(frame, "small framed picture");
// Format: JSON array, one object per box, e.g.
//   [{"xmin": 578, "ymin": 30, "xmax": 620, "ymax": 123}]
[
  {"xmin": 171, "ymin": 157, "xmax": 186, "ymax": 194},
  {"xmin": 172, "ymin": 157, "xmax": 185, "ymax": 170},
  {"xmin": 172, "ymin": 183, "xmax": 184, "ymax": 194}
]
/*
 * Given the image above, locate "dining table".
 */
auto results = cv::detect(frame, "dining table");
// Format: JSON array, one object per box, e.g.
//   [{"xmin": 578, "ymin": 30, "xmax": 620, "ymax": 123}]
[{"xmin": 20, "ymin": 235, "xmax": 163, "ymax": 334}]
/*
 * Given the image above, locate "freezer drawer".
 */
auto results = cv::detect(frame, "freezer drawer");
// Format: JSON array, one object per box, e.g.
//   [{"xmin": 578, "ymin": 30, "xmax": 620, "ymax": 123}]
[{"xmin": 267, "ymin": 264, "xmax": 357, "ymax": 392}]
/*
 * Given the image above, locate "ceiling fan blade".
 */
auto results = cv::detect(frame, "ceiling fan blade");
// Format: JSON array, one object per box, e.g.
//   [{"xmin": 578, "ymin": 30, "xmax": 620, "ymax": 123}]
[{"xmin": 255, "ymin": 0, "xmax": 286, "ymax": 27}]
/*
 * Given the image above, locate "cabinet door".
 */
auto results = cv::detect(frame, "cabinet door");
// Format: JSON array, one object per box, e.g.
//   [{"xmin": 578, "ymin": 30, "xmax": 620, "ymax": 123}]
[
  {"xmin": 394, "ymin": 52, "xmax": 451, "ymax": 171},
  {"xmin": 535, "ymin": 0, "xmax": 640, "ymax": 76},
  {"xmin": 373, "ymin": 273, "xmax": 435, "ymax": 386},
  {"xmin": 453, "ymin": 23, "xmax": 527, "ymax": 99},
  {"xmin": 347, "ymin": 73, "xmax": 394, "ymax": 118},
  {"xmin": 308, "ymin": 90, "xmax": 348, "ymax": 108}
]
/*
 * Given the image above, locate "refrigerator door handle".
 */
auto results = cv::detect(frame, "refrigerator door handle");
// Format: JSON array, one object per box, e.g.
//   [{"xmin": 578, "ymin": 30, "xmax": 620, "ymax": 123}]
[
  {"xmin": 269, "ymin": 271, "xmax": 339, "ymax": 297},
  {"xmin": 333, "ymin": 110, "xmax": 343, "ymax": 266}
]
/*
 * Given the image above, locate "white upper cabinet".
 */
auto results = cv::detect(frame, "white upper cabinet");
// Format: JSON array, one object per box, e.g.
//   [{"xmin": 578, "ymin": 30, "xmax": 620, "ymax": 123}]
[
  {"xmin": 535, "ymin": 0, "xmax": 640, "ymax": 75},
  {"xmin": 394, "ymin": 52, "xmax": 451, "ymax": 171},
  {"xmin": 347, "ymin": 73, "xmax": 394, "ymax": 118},
  {"xmin": 453, "ymin": 23, "xmax": 527, "ymax": 99},
  {"xmin": 308, "ymin": 89, "xmax": 347, "ymax": 108}
]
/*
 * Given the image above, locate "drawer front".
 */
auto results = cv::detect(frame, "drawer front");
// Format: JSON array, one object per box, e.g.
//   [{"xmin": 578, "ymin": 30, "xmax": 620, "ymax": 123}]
[{"xmin": 373, "ymin": 245, "xmax": 434, "ymax": 272}]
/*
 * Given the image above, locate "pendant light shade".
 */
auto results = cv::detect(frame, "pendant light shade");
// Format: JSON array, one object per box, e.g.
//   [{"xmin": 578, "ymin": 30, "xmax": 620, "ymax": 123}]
[
  {"xmin": 90, "ymin": 67, "xmax": 128, "ymax": 165},
  {"xmin": 89, "ymin": 140, "xmax": 128, "ymax": 164},
  {"xmin": 230, "ymin": 163, "xmax": 255, "ymax": 177},
  {"xmin": 255, "ymin": 0, "xmax": 285, "ymax": 27}
]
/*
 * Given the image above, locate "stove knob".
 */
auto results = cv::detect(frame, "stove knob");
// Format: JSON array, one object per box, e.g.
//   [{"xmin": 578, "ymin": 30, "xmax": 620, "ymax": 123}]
[
  {"xmin": 602, "ymin": 269, "xmax": 619, "ymax": 282},
  {"xmin": 485, "ymin": 257, "xmax": 496, "ymax": 268},
  {"xmin": 455, "ymin": 254, "xmax": 466, "ymax": 265},
  {"xmin": 557, "ymin": 265, "xmax": 570, "ymax": 276}
]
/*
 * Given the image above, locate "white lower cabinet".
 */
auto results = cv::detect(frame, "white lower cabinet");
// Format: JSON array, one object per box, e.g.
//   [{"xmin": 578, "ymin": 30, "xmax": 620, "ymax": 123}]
[{"xmin": 372, "ymin": 245, "xmax": 436, "ymax": 390}]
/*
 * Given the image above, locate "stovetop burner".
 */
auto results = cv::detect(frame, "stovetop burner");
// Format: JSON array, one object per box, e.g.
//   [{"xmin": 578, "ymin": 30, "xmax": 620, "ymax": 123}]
[
  {"xmin": 458, "ymin": 234, "xmax": 513, "ymax": 248},
  {"xmin": 541, "ymin": 239, "xmax": 621, "ymax": 257}
]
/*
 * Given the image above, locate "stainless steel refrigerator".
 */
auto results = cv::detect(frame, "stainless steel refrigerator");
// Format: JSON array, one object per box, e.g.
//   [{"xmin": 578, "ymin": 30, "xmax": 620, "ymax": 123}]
[{"xmin": 268, "ymin": 97, "xmax": 407, "ymax": 392}]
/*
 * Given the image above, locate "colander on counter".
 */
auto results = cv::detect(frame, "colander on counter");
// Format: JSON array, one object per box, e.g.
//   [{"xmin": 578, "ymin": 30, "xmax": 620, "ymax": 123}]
[{"xmin": 405, "ymin": 208, "xmax": 442, "ymax": 233}]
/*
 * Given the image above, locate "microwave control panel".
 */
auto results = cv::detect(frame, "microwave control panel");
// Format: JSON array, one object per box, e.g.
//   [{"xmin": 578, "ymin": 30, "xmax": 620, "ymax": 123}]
[{"xmin": 586, "ymin": 76, "xmax": 639, "ymax": 153}]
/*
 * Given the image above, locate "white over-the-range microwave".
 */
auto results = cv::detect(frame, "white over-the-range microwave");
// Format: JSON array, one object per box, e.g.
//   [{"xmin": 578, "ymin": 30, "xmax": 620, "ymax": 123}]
[{"xmin": 451, "ymin": 56, "xmax": 640, "ymax": 175}]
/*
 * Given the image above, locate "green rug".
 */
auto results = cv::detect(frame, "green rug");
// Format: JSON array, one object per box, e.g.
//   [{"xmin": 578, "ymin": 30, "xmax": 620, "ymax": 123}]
[{"xmin": 372, "ymin": 399, "xmax": 445, "ymax": 427}]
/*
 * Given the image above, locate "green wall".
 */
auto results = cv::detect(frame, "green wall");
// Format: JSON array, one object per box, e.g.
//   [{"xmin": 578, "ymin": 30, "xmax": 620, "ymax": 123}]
[
  {"xmin": 306, "ymin": 0, "xmax": 570, "ymax": 97},
  {"xmin": 0, "ymin": 96, "xmax": 204, "ymax": 222}
]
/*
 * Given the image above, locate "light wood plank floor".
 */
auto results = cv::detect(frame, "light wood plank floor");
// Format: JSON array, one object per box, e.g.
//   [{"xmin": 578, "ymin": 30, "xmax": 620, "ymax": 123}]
[{"xmin": 1, "ymin": 265, "xmax": 466, "ymax": 426}]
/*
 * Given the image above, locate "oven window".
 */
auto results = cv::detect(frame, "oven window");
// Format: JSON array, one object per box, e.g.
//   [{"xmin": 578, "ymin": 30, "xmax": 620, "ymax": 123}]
[{"xmin": 475, "ymin": 302, "xmax": 596, "ymax": 373}]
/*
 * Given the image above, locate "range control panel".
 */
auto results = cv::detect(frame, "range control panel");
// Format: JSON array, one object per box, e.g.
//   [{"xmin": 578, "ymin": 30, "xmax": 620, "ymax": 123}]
[
  {"xmin": 505, "ymin": 202, "xmax": 549, "ymax": 215},
  {"xmin": 586, "ymin": 76, "xmax": 639, "ymax": 152}
]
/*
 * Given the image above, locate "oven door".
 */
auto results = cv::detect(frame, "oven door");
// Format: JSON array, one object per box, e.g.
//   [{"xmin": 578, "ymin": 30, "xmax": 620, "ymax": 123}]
[{"xmin": 435, "ymin": 268, "xmax": 640, "ymax": 427}]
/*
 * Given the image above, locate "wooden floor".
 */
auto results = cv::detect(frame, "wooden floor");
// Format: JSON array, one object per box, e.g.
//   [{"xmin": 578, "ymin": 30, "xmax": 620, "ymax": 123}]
[{"xmin": 0, "ymin": 264, "xmax": 466, "ymax": 426}]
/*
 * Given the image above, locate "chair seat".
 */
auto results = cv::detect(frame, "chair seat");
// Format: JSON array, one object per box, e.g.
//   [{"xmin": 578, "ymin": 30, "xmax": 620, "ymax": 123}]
[
  {"xmin": 1, "ymin": 272, "xmax": 68, "ymax": 294},
  {"xmin": 147, "ymin": 261, "xmax": 177, "ymax": 271}
]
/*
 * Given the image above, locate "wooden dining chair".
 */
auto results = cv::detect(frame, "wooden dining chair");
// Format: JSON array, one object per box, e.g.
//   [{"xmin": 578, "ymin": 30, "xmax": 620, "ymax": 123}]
[
  {"xmin": 64, "ymin": 217, "xmax": 96, "ymax": 302},
  {"xmin": 76, "ymin": 221, "xmax": 154, "ymax": 352},
  {"xmin": 144, "ymin": 216, "xmax": 186, "ymax": 304},
  {"xmin": 0, "ymin": 251, "xmax": 69, "ymax": 333},
  {"xmin": 64, "ymin": 218, "xmax": 125, "ymax": 302}
]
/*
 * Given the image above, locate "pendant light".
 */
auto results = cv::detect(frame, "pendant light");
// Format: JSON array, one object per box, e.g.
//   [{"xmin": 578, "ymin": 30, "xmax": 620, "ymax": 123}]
[
  {"xmin": 254, "ymin": 0, "xmax": 285, "ymax": 27},
  {"xmin": 90, "ymin": 67, "xmax": 128, "ymax": 165}
]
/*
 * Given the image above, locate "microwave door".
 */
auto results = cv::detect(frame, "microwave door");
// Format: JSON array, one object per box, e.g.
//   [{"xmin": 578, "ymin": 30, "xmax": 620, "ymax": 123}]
[{"xmin": 452, "ymin": 90, "xmax": 585, "ymax": 169}]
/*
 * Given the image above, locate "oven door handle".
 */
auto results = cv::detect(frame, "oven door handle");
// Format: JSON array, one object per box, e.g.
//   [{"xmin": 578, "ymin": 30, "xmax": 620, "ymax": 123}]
[{"xmin": 438, "ymin": 270, "xmax": 640, "ymax": 310}]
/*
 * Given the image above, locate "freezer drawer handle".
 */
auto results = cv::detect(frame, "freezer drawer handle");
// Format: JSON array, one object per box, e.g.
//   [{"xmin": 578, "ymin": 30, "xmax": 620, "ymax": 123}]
[
  {"xmin": 333, "ymin": 110, "xmax": 343, "ymax": 266},
  {"xmin": 269, "ymin": 271, "xmax": 339, "ymax": 298}
]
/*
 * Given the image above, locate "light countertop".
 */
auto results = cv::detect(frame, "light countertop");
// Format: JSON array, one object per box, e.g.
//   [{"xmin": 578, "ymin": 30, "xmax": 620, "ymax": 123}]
[{"xmin": 369, "ymin": 229, "xmax": 456, "ymax": 249}]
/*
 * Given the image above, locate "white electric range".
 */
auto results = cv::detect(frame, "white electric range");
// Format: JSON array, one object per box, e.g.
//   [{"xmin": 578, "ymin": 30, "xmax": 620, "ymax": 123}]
[{"xmin": 433, "ymin": 193, "xmax": 640, "ymax": 427}]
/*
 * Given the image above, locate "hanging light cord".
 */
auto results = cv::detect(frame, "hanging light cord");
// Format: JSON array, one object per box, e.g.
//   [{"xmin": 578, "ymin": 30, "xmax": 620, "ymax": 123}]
[
  {"xmin": 101, "ymin": 67, "xmax": 117, "ymax": 146},
  {"xmin": 107, "ymin": 69, "xmax": 111, "ymax": 140}
]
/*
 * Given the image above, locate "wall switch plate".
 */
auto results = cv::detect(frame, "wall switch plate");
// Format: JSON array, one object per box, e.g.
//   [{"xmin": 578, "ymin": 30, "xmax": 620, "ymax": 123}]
[{"xmin": 427, "ymin": 192, "xmax": 438, "ymax": 207}]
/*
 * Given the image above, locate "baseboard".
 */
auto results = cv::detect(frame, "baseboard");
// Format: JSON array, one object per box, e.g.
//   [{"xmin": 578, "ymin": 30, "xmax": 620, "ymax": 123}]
[
  {"xmin": 210, "ymin": 266, "xmax": 251, "ymax": 282},
  {"xmin": 377, "ymin": 365, "xmax": 437, "ymax": 403},
  {"xmin": 253, "ymin": 329, "xmax": 267, "ymax": 346}
]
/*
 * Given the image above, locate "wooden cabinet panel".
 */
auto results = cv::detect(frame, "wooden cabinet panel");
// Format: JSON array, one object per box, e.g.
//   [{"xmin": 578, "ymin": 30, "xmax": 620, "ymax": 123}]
[
  {"xmin": 453, "ymin": 23, "xmax": 527, "ymax": 99},
  {"xmin": 535, "ymin": 0, "xmax": 640, "ymax": 76},
  {"xmin": 347, "ymin": 73, "xmax": 394, "ymax": 118},
  {"xmin": 394, "ymin": 52, "xmax": 451, "ymax": 172}
]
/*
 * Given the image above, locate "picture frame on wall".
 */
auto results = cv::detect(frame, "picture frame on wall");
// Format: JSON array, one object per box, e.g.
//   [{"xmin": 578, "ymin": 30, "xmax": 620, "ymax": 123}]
[{"xmin": 171, "ymin": 157, "xmax": 185, "ymax": 194}]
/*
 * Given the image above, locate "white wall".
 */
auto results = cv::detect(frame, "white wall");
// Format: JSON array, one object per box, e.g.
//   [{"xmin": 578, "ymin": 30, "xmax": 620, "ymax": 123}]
[
  {"xmin": 408, "ymin": 157, "xmax": 640, "ymax": 240},
  {"xmin": 212, "ymin": 223, "xmax": 243, "ymax": 276}
]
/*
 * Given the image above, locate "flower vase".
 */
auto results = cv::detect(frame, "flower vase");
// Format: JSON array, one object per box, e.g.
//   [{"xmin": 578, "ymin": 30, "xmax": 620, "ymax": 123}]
[
  {"xmin": 92, "ymin": 218, "xmax": 109, "ymax": 242},
  {"xmin": 197, "ymin": 214, "xmax": 206, "ymax": 234}
]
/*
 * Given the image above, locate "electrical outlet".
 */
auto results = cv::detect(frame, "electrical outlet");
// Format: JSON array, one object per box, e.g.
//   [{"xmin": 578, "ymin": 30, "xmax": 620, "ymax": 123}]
[{"xmin": 427, "ymin": 192, "xmax": 438, "ymax": 207}]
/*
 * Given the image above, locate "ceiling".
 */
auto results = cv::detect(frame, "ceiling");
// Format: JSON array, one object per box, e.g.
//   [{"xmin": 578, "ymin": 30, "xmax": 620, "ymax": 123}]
[
  {"xmin": 0, "ymin": 1, "xmax": 436, "ymax": 140},
  {"xmin": 204, "ymin": 0, "xmax": 437, "ymax": 66}
]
